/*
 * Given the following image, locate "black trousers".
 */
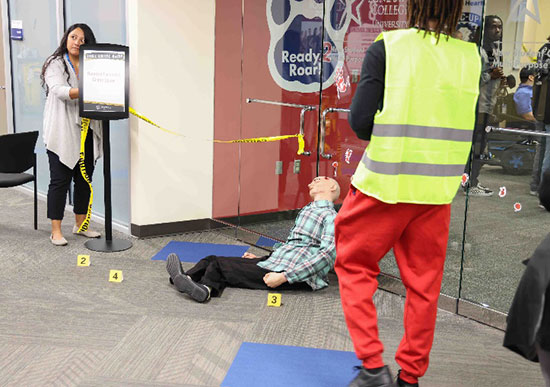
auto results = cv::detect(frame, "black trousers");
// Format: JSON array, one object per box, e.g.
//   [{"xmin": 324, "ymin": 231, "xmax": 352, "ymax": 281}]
[
  {"xmin": 465, "ymin": 112, "xmax": 489, "ymax": 187},
  {"xmin": 47, "ymin": 130, "xmax": 95, "ymax": 220},
  {"xmin": 186, "ymin": 255, "xmax": 310, "ymax": 297}
]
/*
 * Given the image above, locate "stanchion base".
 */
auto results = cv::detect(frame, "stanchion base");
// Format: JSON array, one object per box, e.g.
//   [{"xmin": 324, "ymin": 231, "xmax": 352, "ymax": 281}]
[{"xmin": 85, "ymin": 238, "xmax": 133, "ymax": 252}]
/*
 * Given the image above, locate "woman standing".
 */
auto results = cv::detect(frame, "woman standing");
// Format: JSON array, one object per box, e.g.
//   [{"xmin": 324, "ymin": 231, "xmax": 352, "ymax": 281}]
[{"xmin": 41, "ymin": 24, "xmax": 102, "ymax": 246}]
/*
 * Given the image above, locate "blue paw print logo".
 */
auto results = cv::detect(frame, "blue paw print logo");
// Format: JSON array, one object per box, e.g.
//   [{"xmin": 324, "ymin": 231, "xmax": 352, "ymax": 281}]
[{"xmin": 267, "ymin": 0, "xmax": 351, "ymax": 92}]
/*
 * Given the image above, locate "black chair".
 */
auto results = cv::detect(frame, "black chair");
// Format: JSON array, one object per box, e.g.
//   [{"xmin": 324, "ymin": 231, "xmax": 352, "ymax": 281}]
[{"xmin": 0, "ymin": 131, "xmax": 39, "ymax": 229}]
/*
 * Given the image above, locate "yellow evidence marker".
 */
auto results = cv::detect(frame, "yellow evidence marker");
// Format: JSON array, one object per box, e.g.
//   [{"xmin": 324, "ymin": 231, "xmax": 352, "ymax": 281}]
[
  {"xmin": 267, "ymin": 293, "xmax": 282, "ymax": 307},
  {"xmin": 109, "ymin": 270, "xmax": 123, "ymax": 283},
  {"xmin": 77, "ymin": 254, "xmax": 90, "ymax": 267}
]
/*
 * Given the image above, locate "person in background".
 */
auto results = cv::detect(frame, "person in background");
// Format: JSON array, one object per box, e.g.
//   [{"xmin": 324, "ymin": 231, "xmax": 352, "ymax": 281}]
[
  {"xmin": 514, "ymin": 66, "xmax": 537, "ymax": 123},
  {"xmin": 465, "ymin": 15, "xmax": 505, "ymax": 197},
  {"xmin": 336, "ymin": 1, "xmax": 481, "ymax": 386},
  {"xmin": 512, "ymin": 66, "xmax": 543, "ymax": 196},
  {"xmin": 40, "ymin": 24, "xmax": 103, "ymax": 246}
]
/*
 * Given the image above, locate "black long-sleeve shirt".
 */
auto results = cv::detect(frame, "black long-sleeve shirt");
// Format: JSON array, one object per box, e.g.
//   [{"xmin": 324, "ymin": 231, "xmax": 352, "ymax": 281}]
[{"xmin": 348, "ymin": 40, "xmax": 386, "ymax": 141}]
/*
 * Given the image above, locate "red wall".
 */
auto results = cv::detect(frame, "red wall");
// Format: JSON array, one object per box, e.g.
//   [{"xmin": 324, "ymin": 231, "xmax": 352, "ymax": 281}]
[{"xmin": 212, "ymin": 0, "xmax": 242, "ymax": 218}]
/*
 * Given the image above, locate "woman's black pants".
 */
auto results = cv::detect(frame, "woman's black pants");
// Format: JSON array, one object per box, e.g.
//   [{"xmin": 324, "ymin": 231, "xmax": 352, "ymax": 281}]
[{"xmin": 47, "ymin": 130, "xmax": 94, "ymax": 220}]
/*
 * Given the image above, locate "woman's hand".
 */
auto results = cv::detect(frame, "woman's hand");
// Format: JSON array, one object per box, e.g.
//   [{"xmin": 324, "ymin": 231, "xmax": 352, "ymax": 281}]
[
  {"xmin": 69, "ymin": 87, "xmax": 79, "ymax": 100},
  {"xmin": 242, "ymin": 252, "xmax": 258, "ymax": 259}
]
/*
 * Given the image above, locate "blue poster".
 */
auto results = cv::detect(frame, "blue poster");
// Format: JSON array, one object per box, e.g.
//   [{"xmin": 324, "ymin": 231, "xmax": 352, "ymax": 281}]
[
  {"xmin": 267, "ymin": 0, "xmax": 350, "ymax": 92},
  {"xmin": 457, "ymin": 0, "xmax": 484, "ymax": 43}
]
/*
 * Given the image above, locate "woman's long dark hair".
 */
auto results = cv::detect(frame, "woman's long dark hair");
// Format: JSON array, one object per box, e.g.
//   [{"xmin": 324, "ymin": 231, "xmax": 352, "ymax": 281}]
[
  {"xmin": 40, "ymin": 23, "xmax": 97, "ymax": 96},
  {"xmin": 408, "ymin": 0, "xmax": 464, "ymax": 42}
]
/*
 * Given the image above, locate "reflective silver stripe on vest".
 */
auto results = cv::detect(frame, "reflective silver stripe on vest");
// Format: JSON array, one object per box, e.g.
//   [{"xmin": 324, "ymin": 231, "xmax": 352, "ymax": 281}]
[
  {"xmin": 372, "ymin": 124, "xmax": 473, "ymax": 142},
  {"xmin": 362, "ymin": 153, "xmax": 464, "ymax": 177}
]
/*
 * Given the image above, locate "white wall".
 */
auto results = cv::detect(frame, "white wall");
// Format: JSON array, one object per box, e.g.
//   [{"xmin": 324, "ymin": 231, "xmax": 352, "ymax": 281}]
[
  {"xmin": 523, "ymin": 0, "xmax": 550, "ymax": 49},
  {"xmin": 128, "ymin": 0, "xmax": 215, "ymax": 226}
]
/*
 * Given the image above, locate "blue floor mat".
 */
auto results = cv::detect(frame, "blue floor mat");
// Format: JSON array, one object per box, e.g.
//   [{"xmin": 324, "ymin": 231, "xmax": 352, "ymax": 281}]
[
  {"xmin": 256, "ymin": 236, "xmax": 278, "ymax": 247},
  {"xmin": 222, "ymin": 342, "xmax": 359, "ymax": 387},
  {"xmin": 151, "ymin": 241, "xmax": 250, "ymax": 263}
]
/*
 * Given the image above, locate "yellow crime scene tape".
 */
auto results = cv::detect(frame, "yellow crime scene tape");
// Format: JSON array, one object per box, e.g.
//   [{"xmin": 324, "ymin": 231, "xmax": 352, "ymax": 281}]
[
  {"xmin": 128, "ymin": 107, "xmax": 305, "ymax": 151},
  {"xmin": 78, "ymin": 108, "xmax": 306, "ymax": 230},
  {"xmin": 522, "ymin": 44, "xmax": 537, "ymax": 63},
  {"xmin": 77, "ymin": 117, "xmax": 93, "ymax": 232}
]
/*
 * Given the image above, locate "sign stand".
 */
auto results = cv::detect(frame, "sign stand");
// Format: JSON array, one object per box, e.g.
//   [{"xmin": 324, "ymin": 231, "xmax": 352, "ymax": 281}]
[
  {"xmin": 78, "ymin": 43, "xmax": 132, "ymax": 253},
  {"xmin": 85, "ymin": 120, "xmax": 132, "ymax": 252}
]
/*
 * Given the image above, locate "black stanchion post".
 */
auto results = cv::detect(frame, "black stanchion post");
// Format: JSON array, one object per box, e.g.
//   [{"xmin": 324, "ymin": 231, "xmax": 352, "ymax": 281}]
[
  {"xmin": 85, "ymin": 120, "xmax": 132, "ymax": 252},
  {"xmin": 79, "ymin": 43, "xmax": 131, "ymax": 252},
  {"xmin": 103, "ymin": 119, "xmax": 113, "ymax": 242}
]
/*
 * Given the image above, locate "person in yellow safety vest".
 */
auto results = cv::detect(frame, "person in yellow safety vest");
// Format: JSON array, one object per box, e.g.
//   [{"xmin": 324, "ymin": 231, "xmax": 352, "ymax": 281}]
[{"xmin": 335, "ymin": 1, "xmax": 481, "ymax": 387}]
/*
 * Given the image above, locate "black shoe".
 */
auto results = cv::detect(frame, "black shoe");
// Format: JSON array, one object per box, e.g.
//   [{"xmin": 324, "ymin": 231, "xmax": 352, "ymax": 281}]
[
  {"xmin": 395, "ymin": 370, "xmax": 419, "ymax": 387},
  {"xmin": 349, "ymin": 365, "xmax": 393, "ymax": 387},
  {"xmin": 166, "ymin": 253, "xmax": 184, "ymax": 286},
  {"xmin": 166, "ymin": 253, "xmax": 210, "ymax": 302}
]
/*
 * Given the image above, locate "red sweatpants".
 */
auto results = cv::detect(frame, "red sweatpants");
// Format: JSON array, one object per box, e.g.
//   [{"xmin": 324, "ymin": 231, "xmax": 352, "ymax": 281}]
[{"xmin": 335, "ymin": 186, "xmax": 450, "ymax": 384}]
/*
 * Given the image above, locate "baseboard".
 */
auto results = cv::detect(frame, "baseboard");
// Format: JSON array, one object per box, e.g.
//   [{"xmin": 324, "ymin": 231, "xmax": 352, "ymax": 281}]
[
  {"xmin": 130, "ymin": 218, "xmax": 227, "ymax": 238},
  {"xmin": 219, "ymin": 204, "xmax": 343, "ymax": 226}
]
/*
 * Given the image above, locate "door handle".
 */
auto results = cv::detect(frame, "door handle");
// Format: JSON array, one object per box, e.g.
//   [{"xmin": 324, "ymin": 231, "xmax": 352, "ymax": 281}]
[
  {"xmin": 319, "ymin": 107, "xmax": 350, "ymax": 159},
  {"xmin": 246, "ymin": 98, "xmax": 317, "ymax": 156},
  {"xmin": 485, "ymin": 126, "xmax": 550, "ymax": 137},
  {"xmin": 0, "ymin": 86, "xmax": 5, "ymax": 90},
  {"xmin": 298, "ymin": 106, "xmax": 315, "ymax": 156}
]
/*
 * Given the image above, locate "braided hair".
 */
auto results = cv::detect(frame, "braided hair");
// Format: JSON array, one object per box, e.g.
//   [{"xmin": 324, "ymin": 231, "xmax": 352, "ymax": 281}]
[
  {"xmin": 40, "ymin": 23, "xmax": 96, "ymax": 96},
  {"xmin": 407, "ymin": 0, "xmax": 464, "ymax": 42}
]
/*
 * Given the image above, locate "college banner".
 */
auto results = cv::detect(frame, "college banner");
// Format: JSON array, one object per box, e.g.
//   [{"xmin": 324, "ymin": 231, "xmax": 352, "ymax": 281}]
[{"xmin": 457, "ymin": 0, "xmax": 485, "ymax": 43}]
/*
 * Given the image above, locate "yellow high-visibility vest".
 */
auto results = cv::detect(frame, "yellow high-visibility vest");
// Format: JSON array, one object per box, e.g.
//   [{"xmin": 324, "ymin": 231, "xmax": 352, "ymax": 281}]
[{"xmin": 352, "ymin": 28, "xmax": 481, "ymax": 204}]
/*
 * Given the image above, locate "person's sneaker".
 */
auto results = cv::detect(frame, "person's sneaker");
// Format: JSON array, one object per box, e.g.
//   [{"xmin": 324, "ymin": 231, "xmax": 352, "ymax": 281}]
[
  {"xmin": 530, "ymin": 189, "xmax": 539, "ymax": 196},
  {"xmin": 349, "ymin": 365, "xmax": 393, "ymax": 387},
  {"xmin": 394, "ymin": 370, "xmax": 419, "ymax": 387},
  {"xmin": 468, "ymin": 184, "xmax": 493, "ymax": 197},
  {"xmin": 476, "ymin": 183, "xmax": 492, "ymax": 191},
  {"xmin": 167, "ymin": 254, "xmax": 185, "ymax": 286},
  {"xmin": 166, "ymin": 253, "xmax": 210, "ymax": 302}
]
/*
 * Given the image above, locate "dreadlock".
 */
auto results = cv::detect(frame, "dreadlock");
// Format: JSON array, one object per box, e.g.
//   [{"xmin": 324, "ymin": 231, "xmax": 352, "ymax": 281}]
[{"xmin": 407, "ymin": 0, "xmax": 464, "ymax": 42}]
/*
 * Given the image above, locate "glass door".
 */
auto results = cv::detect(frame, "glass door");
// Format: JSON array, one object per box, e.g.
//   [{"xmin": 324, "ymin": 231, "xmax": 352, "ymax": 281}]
[
  {"xmin": 317, "ymin": 0, "xmax": 472, "ymax": 303},
  {"xmin": 213, "ymin": 0, "xmax": 327, "ymax": 245},
  {"xmin": 7, "ymin": 0, "xmax": 59, "ymax": 194},
  {"xmin": 228, "ymin": 0, "xmax": 401, "ymax": 244},
  {"xmin": 460, "ymin": 0, "xmax": 550, "ymax": 322}
]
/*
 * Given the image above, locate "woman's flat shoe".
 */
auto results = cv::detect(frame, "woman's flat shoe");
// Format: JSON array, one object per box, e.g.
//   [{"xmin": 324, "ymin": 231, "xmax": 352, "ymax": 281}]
[
  {"xmin": 50, "ymin": 235, "xmax": 68, "ymax": 246},
  {"xmin": 73, "ymin": 225, "xmax": 101, "ymax": 238}
]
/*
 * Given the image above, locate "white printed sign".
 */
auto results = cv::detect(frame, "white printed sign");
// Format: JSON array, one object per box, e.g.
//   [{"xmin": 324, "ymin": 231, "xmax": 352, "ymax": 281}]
[{"xmin": 82, "ymin": 51, "xmax": 126, "ymax": 113}]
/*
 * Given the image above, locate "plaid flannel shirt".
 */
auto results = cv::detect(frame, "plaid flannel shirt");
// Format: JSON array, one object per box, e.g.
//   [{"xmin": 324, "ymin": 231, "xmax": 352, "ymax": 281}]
[{"xmin": 257, "ymin": 200, "xmax": 337, "ymax": 290}]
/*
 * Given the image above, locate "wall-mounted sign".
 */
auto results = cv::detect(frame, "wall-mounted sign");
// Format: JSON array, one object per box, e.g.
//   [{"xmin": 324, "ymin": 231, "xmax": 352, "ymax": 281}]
[
  {"xmin": 457, "ymin": 0, "xmax": 484, "ymax": 43},
  {"xmin": 79, "ymin": 43, "xmax": 129, "ymax": 120},
  {"xmin": 266, "ymin": 0, "xmax": 407, "ymax": 93},
  {"xmin": 10, "ymin": 20, "xmax": 23, "ymax": 40},
  {"xmin": 267, "ymin": 0, "xmax": 349, "ymax": 93}
]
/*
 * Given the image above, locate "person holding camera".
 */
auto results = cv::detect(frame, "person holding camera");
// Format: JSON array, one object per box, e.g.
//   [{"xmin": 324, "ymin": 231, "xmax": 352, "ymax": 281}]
[{"xmin": 465, "ymin": 15, "xmax": 504, "ymax": 197}]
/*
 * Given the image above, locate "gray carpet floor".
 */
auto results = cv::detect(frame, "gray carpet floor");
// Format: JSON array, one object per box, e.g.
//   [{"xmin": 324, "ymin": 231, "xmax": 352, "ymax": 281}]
[{"xmin": 0, "ymin": 187, "xmax": 544, "ymax": 386}]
